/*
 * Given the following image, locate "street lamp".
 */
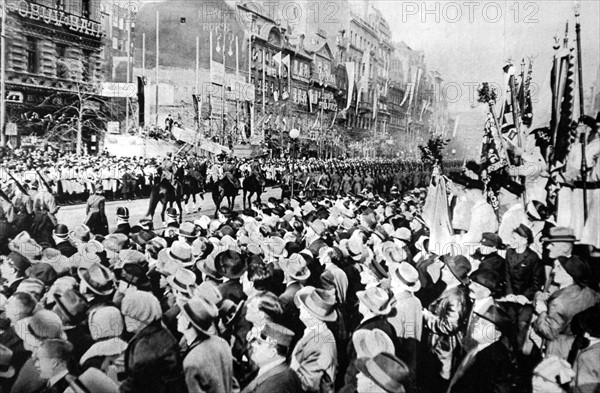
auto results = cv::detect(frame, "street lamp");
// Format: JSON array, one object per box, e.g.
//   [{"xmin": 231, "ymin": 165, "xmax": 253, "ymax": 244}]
[{"xmin": 289, "ymin": 128, "xmax": 299, "ymax": 198}]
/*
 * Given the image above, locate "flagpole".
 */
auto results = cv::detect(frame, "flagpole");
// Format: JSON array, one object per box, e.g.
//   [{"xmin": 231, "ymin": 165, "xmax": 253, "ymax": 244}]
[
  {"xmin": 1, "ymin": 0, "xmax": 7, "ymax": 147},
  {"xmin": 221, "ymin": 22, "xmax": 226, "ymax": 146},
  {"xmin": 210, "ymin": 30, "xmax": 213, "ymax": 140},
  {"xmin": 195, "ymin": 36, "xmax": 199, "ymax": 94},
  {"xmin": 235, "ymin": 35, "xmax": 240, "ymax": 143},
  {"xmin": 142, "ymin": 33, "xmax": 145, "ymax": 78},
  {"xmin": 262, "ymin": 49, "xmax": 265, "ymax": 113},
  {"xmin": 155, "ymin": 10, "xmax": 159, "ymax": 126},
  {"xmin": 575, "ymin": 2, "xmax": 588, "ymax": 220}
]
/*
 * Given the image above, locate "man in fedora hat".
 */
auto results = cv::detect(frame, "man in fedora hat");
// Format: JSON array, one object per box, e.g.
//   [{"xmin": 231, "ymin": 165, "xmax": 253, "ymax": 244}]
[
  {"xmin": 215, "ymin": 250, "xmax": 247, "ymax": 305},
  {"xmin": 531, "ymin": 227, "xmax": 600, "ymax": 358},
  {"xmin": 343, "ymin": 286, "xmax": 397, "ymax": 390},
  {"xmin": 291, "ymin": 286, "xmax": 337, "ymax": 393},
  {"xmin": 177, "ymin": 296, "xmax": 235, "ymax": 393},
  {"xmin": 354, "ymin": 352, "xmax": 411, "ymax": 393},
  {"xmin": 120, "ymin": 291, "xmax": 186, "ymax": 393},
  {"xmin": 279, "ymin": 254, "xmax": 310, "ymax": 315},
  {"xmin": 447, "ymin": 303, "xmax": 516, "ymax": 393},
  {"xmin": 421, "ymin": 254, "xmax": 471, "ymax": 392},
  {"xmin": 243, "ymin": 323, "xmax": 302, "ymax": 393},
  {"xmin": 388, "ymin": 262, "xmax": 423, "ymax": 374}
]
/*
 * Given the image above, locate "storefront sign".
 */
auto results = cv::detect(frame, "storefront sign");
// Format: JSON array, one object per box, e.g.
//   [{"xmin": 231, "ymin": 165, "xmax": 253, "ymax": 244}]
[
  {"xmin": 98, "ymin": 83, "xmax": 137, "ymax": 98},
  {"xmin": 7, "ymin": 0, "xmax": 103, "ymax": 38}
]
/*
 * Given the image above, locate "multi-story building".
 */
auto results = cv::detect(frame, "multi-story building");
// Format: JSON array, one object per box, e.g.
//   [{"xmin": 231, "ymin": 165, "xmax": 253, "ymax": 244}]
[
  {"xmin": 99, "ymin": 1, "xmax": 134, "ymax": 83},
  {"xmin": 239, "ymin": 3, "xmax": 341, "ymax": 156},
  {"xmin": 3, "ymin": 0, "xmax": 104, "ymax": 146}
]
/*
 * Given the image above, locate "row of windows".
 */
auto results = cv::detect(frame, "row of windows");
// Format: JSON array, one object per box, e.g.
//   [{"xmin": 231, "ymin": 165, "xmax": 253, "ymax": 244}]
[
  {"xmin": 252, "ymin": 48, "xmax": 312, "ymax": 80},
  {"xmin": 23, "ymin": 37, "xmax": 95, "ymax": 81}
]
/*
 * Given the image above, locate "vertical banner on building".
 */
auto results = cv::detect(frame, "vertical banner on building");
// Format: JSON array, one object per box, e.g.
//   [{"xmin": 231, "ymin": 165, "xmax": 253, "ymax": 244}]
[
  {"xmin": 344, "ymin": 62, "xmax": 355, "ymax": 111},
  {"xmin": 137, "ymin": 76, "xmax": 145, "ymax": 127},
  {"xmin": 373, "ymin": 82, "xmax": 378, "ymax": 120},
  {"xmin": 192, "ymin": 94, "xmax": 199, "ymax": 126},
  {"xmin": 282, "ymin": 54, "xmax": 291, "ymax": 90}
]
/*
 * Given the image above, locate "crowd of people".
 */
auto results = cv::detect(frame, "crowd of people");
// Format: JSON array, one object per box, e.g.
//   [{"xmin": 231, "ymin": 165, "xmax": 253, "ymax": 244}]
[
  {"xmin": 0, "ymin": 147, "xmax": 457, "ymax": 205},
  {"xmin": 0, "ymin": 149, "xmax": 597, "ymax": 393}
]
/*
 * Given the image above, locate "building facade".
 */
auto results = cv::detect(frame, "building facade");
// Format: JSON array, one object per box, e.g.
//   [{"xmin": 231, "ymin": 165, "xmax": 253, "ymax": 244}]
[{"xmin": 3, "ymin": 0, "xmax": 105, "ymax": 146}]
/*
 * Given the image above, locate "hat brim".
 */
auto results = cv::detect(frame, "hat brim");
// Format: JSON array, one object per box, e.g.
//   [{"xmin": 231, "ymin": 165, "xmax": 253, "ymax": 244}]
[
  {"xmin": 393, "ymin": 269, "xmax": 422, "ymax": 293},
  {"xmin": 295, "ymin": 289, "xmax": 337, "ymax": 322},
  {"xmin": 180, "ymin": 302, "xmax": 217, "ymax": 336},
  {"xmin": 196, "ymin": 258, "xmax": 223, "ymax": 280},
  {"xmin": 541, "ymin": 236, "xmax": 578, "ymax": 243},
  {"xmin": 356, "ymin": 291, "xmax": 394, "ymax": 316},
  {"xmin": 280, "ymin": 261, "xmax": 311, "ymax": 281},
  {"xmin": 77, "ymin": 267, "xmax": 115, "ymax": 296},
  {"xmin": 0, "ymin": 366, "xmax": 15, "ymax": 379}
]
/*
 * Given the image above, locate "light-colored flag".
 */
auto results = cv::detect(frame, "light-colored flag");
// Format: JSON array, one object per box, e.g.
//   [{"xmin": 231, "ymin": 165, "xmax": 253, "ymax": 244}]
[
  {"xmin": 452, "ymin": 115, "xmax": 460, "ymax": 137},
  {"xmin": 272, "ymin": 51, "xmax": 282, "ymax": 77},
  {"xmin": 422, "ymin": 175, "xmax": 454, "ymax": 256},
  {"xmin": 344, "ymin": 62, "xmax": 355, "ymax": 111}
]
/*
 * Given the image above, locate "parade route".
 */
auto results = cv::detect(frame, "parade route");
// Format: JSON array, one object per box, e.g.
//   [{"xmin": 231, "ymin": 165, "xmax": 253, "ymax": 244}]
[{"xmin": 55, "ymin": 186, "xmax": 283, "ymax": 232}]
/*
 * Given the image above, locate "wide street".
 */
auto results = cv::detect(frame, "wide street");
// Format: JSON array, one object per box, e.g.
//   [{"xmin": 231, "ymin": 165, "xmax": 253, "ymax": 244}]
[{"xmin": 55, "ymin": 186, "xmax": 283, "ymax": 232}]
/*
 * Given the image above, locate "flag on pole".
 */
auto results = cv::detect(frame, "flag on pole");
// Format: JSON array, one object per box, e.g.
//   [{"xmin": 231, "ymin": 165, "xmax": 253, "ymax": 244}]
[
  {"xmin": 373, "ymin": 82, "xmax": 378, "ymax": 120},
  {"xmin": 452, "ymin": 115, "xmax": 460, "ymax": 138},
  {"xmin": 344, "ymin": 62, "xmax": 355, "ymax": 111},
  {"xmin": 549, "ymin": 46, "xmax": 576, "ymax": 167},
  {"xmin": 518, "ymin": 60, "xmax": 534, "ymax": 127},
  {"xmin": 273, "ymin": 51, "xmax": 282, "ymax": 77},
  {"xmin": 499, "ymin": 66, "xmax": 519, "ymax": 145},
  {"xmin": 480, "ymin": 113, "xmax": 510, "ymax": 211},
  {"xmin": 282, "ymin": 54, "xmax": 291, "ymax": 89},
  {"xmin": 422, "ymin": 174, "xmax": 454, "ymax": 255}
]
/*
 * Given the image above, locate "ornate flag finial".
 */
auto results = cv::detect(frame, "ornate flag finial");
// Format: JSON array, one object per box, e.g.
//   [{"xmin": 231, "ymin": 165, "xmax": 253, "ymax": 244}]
[{"xmin": 573, "ymin": 0, "xmax": 581, "ymax": 17}]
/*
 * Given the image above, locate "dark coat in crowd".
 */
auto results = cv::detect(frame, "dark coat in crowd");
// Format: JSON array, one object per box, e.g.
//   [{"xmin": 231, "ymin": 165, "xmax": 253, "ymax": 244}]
[
  {"xmin": 241, "ymin": 363, "xmax": 302, "ymax": 393},
  {"xmin": 448, "ymin": 338, "xmax": 515, "ymax": 393},
  {"xmin": 505, "ymin": 247, "xmax": 545, "ymax": 300},
  {"xmin": 55, "ymin": 239, "xmax": 77, "ymax": 258},
  {"xmin": 120, "ymin": 320, "xmax": 186, "ymax": 393}
]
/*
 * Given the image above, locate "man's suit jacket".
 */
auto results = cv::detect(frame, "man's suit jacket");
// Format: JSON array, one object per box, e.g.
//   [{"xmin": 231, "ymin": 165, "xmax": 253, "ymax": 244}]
[
  {"xmin": 41, "ymin": 375, "xmax": 73, "ymax": 393},
  {"xmin": 449, "ymin": 339, "xmax": 515, "ymax": 393},
  {"xmin": 241, "ymin": 363, "xmax": 302, "ymax": 393},
  {"xmin": 55, "ymin": 239, "xmax": 77, "ymax": 258}
]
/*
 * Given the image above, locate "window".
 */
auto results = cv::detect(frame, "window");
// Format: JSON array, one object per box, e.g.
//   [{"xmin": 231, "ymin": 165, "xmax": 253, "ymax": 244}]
[
  {"xmin": 83, "ymin": 51, "xmax": 94, "ymax": 82},
  {"xmin": 56, "ymin": 44, "xmax": 68, "ymax": 79},
  {"xmin": 26, "ymin": 37, "xmax": 39, "ymax": 74},
  {"xmin": 82, "ymin": 0, "xmax": 90, "ymax": 18},
  {"xmin": 112, "ymin": 37, "xmax": 118, "ymax": 49}
]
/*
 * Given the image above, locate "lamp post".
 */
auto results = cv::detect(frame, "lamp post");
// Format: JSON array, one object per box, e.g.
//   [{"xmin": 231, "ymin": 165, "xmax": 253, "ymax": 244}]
[{"xmin": 289, "ymin": 128, "xmax": 300, "ymax": 198}]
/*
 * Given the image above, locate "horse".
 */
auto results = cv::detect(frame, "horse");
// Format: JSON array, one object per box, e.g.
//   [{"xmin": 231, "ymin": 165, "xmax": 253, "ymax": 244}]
[
  {"xmin": 210, "ymin": 174, "xmax": 240, "ymax": 217},
  {"xmin": 181, "ymin": 174, "xmax": 204, "ymax": 213},
  {"xmin": 145, "ymin": 178, "xmax": 183, "ymax": 223},
  {"xmin": 242, "ymin": 172, "xmax": 263, "ymax": 210}
]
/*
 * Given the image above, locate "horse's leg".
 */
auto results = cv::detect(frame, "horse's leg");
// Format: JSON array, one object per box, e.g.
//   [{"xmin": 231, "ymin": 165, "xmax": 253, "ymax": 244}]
[
  {"xmin": 242, "ymin": 189, "xmax": 247, "ymax": 210},
  {"xmin": 176, "ymin": 199, "xmax": 183, "ymax": 223},
  {"xmin": 160, "ymin": 201, "xmax": 167, "ymax": 224},
  {"xmin": 256, "ymin": 187, "xmax": 262, "ymax": 205}
]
